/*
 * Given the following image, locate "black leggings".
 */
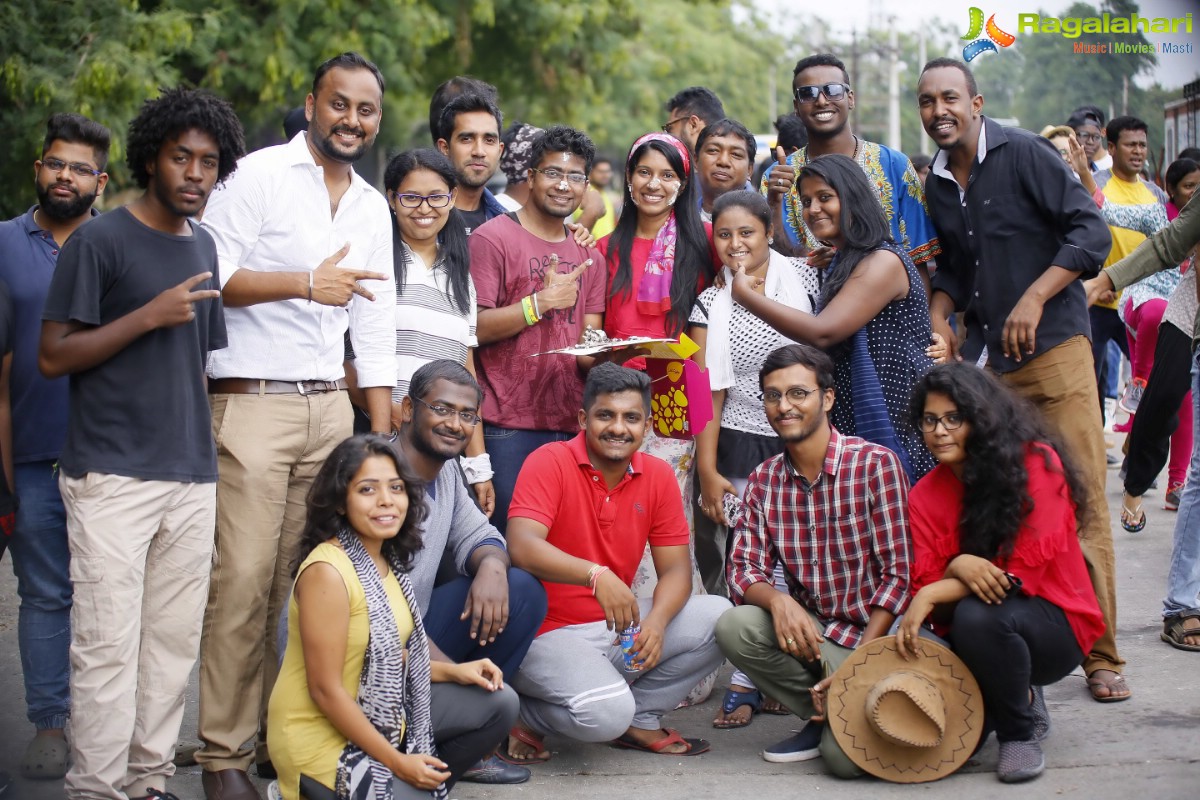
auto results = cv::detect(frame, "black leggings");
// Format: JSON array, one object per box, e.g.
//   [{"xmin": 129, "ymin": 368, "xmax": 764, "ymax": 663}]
[
  {"xmin": 301, "ymin": 682, "xmax": 519, "ymax": 800},
  {"xmin": 949, "ymin": 594, "xmax": 1084, "ymax": 742},
  {"xmin": 1124, "ymin": 323, "xmax": 1193, "ymax": 496}
]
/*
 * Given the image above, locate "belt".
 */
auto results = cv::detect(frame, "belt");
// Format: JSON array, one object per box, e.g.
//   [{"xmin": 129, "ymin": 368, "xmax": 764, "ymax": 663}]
[{"xmin": 208, "ymin": 378, "xmax": 348, "ymax": 395}]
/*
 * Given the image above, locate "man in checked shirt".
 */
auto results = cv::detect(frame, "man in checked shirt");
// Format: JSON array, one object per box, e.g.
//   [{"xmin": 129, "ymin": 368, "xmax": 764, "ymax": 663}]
[{"xmin": 714, "ymin": 343, "xmax": 911, "ymax": 776}]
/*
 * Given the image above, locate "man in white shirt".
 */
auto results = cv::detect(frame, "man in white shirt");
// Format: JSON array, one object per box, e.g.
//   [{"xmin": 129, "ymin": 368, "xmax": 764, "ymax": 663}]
[{"xmin": 194, "ymin": 52, "xmax": 397, "ymax": 800}]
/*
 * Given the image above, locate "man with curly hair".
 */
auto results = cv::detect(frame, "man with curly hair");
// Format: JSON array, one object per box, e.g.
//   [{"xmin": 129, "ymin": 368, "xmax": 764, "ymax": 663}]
[{"xmin": 37, "ymin": 86, "xmax": 245, "ymax": 800}]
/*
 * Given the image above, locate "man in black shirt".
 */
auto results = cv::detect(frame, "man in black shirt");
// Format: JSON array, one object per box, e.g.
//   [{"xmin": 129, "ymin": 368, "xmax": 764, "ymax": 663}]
[
  {"xmin": 917, "ymin": 58, "xmax": 1128, "ymax": 703},
  {"xmin": 39, "ymin": 87, "xmax": 245, "ymax": 800}
]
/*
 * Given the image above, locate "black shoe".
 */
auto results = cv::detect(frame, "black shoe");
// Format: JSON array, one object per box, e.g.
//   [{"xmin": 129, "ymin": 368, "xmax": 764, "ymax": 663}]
[{"xmin": 460, "ymin": 754, "xmax": 531, "ymax": 784}]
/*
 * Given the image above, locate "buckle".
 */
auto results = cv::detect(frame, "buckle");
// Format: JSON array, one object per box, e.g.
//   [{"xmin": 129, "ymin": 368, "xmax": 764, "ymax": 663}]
[{"xmin": 296, "ymin": 381, "xmax": 311, "ymax": 396}]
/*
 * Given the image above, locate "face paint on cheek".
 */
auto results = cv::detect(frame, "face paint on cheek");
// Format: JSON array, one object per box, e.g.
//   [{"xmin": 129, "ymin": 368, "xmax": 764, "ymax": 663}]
[{"xmin": 665, "ymin": 181, "xmax": 681, "ymax": 206}]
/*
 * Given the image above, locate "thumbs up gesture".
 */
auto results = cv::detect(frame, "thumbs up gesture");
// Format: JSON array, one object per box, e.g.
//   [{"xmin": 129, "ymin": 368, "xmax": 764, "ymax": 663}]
[{"xmin": 766, "ymin": 146, "xmax": 795, "ymax": 207}]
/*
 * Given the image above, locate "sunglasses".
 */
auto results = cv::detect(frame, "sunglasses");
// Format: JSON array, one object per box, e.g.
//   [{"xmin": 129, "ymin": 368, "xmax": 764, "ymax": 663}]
[{"xmin": 793, "ymin": 82, "xmax": 851, "ymax": 104}]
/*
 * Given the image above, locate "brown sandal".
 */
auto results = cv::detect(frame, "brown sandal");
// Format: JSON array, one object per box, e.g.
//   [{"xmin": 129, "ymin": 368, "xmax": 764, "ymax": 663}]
[
  {"xmin": 1086, "ymin": 669, "xmax": 1131, "ymax": 702},
  {"xmin": 1161, "ymin": 610, "xmax": 1200, "ymax": 652}
]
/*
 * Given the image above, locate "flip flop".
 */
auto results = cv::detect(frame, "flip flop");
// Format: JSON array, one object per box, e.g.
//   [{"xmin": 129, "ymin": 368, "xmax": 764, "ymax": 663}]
[
  {"xmin": 713, "ymin": 687, "xmax": 761, "ymax": 729},
  {"xmin": 1120, "ymin": 501, "xmax": 1146, "ymax": 533},
  {"xmin": 612, "ymin": 728, "xmax": 710, "ymax": 756},
  {"xmin": 498, "ymin": 726, "xmax": 551, "ymax": 765},
  {"xmin": 1086, "ymin": 670, "xmax": 1132, "ymax": 703}
]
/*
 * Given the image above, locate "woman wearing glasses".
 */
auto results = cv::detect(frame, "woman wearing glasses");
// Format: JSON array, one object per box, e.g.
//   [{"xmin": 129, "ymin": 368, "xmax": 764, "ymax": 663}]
[
  {"xmin": 732, "ymin": 154, "xmax": 943, "ymax": 480},
  {"xmin": 896, "ymin": 364, "xmax": 1103, "ymax": 783},
  {"xmin": 360, "ymin": 149, "xmax": 493, "ymax": 513}
]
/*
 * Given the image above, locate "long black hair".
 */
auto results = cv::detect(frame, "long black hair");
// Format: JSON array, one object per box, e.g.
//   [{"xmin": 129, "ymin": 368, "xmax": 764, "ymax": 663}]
[
  {"xmin": 298, "ymin": 434, "xmax": 429, "ymax": 572},
  {"xmin": 797, "ymin": 153, "xmax": 891, "ymax": 309},
  {"xmin": 384, "ymin": 148, "xmax": 472, "ymax": 315},
  {"xmin": 909, "ymin": 364, "xmax": 1089, "ymax": 562},
  {"xmin": 607, "ymin": 136, "xmax": 710, "ymax": 336}
]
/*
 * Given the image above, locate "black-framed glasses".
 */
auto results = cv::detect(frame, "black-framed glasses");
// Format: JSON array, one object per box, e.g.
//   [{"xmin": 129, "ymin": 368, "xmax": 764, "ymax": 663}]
[
  {"xmin": 763, "ymin": 386, "xmax": 820, "ymax": 406},
  {"xmin": 39, "ymin": 157, "xmax": 102, "ymax": 178},
  {"xmin": 917, "ymin": 412, "xmax": 966, "ymax": 433},
  {"xmin": 414, "ymin": 396, "xmax": 481, "ymax": 426},
  {"xmin": 392, "ymin": 192, "xmax": 452, "ymax": 209},
  {"xmin": 1075, "ymin": 132, "xmax": 1102, "ymax": 143},
  {"xmin": 793, "ymin": 82, "xmax": 851, "ymax": 104},
  {"xmin": 662, "ymin": 116, "xmax": 688, "ymax": 134},
  {"xmin": 531, "ymin": 167, "xmax": 588, "ymax": 185}
]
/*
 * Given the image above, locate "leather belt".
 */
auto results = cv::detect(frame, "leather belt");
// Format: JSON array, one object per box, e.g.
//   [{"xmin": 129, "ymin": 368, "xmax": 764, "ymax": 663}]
[{"xmin": 208, "ymin": 378, "xmax": 348, "ymax": 395}]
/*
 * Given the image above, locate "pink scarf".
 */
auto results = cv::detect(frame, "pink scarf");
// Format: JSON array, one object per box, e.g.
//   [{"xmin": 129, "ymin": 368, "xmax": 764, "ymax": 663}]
[{"xmin": 629, "ymin": 132, "xmax": 690, "ymax": 317}]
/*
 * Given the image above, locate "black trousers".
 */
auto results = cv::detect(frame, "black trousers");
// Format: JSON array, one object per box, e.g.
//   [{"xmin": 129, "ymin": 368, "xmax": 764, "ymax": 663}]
[
  {"xmin": 1090, "ymin": 305, "xmax": 1130, "ymax": 416},
  {"xmin": 949, "ymin": 594, "xmax": 1084, "ymax": 742},
  {"xmin": 1124, "ymin": 323, "xmax": 1194, "ymax": 496},
  {"xmin": 301, "ymin": 682, "xmax": 519, "ymax": 800}
]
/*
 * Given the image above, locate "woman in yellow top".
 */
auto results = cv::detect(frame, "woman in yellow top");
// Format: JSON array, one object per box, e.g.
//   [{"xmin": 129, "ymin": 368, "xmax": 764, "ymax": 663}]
[{"xmin": 267, "ymin": 434, "xmax": 519, "ymax": 799}]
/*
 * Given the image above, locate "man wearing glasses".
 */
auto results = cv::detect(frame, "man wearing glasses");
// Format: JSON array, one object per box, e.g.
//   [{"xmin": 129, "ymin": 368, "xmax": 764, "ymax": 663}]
[
  {"xmin": 194, "ymin": 52, "xmax": 396, "ymax": 800},
  {"xmin": 1068, "ymin": 106, "xmax": 1111, "ymax": 174},
  {"xmin": 715, "ymin": 344, "xmax": 911, "ymax": 772},
  {"xmin": 662, "ymin": 86, "xmax": 727, "ymax": 154},
  {"xmin": 469, "ymin": 126, "xmax": 606, "ymax": 534},
  {"xmin": 0, "ymin": 112, "xmax": 109, "ymax": 783},
  {"xmin": 763, "ymin": 54, "xmax": 939, "ymax": 289},
  {"xmin": 392, "ymin": 359, "xmax": 546, "ymax": 784}
]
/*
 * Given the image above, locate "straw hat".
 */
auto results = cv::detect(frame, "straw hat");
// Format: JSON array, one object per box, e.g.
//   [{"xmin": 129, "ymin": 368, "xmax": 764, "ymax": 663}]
[{"xmin": 826, "ymin": 636, "xmax": 984, "ymax": 783}]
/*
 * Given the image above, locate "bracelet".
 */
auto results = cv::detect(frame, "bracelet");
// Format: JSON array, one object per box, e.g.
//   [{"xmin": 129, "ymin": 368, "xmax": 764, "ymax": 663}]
[
  {"xmin": 521, "ymin": 295, "xmax": 539, "ymax": 326},
  {"xmin": 459, "ymin": 453, "xmax": 494, "ymax": 484},
  {"xmin": 586, "ymin": 564, "xmax": 610, "ymax": 595},
  {"xmin": 532, "ymin": 291, "xmax": 541, "ymax": 319},
  {"xmin": 307, "ymin": 270, "xmax": 314, "ymax": 303}
]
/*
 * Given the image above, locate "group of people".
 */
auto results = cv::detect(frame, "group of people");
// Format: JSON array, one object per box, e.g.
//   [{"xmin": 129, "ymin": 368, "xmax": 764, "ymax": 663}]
[{"xmin": 1, "ymin": 43, "xmax": 1198, "ymax": 800}]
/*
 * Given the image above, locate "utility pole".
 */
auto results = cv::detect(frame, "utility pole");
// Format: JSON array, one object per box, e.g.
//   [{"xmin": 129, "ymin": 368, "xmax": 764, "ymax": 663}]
[{"xmin": 887, "ymin": 21, "xmax": 901, "ymax": 151}]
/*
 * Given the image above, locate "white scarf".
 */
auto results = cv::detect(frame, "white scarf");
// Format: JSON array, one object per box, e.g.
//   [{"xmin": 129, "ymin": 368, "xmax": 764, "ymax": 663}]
[{"xmin": 706, "ymin": 249, "xmax": 813, "ymax": 390}]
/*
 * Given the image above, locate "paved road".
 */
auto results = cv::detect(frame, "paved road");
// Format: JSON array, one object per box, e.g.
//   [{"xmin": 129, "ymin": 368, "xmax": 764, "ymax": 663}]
[{"xmin": 2, "ymin": 452, "xmax": 1196, "ymax": 800}]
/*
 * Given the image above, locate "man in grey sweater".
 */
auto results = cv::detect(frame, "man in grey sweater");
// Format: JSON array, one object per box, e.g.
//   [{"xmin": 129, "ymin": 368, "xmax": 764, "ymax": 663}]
[{"xmin": 397, "ymin": 359, "xmax": 547, "ymax": 783}]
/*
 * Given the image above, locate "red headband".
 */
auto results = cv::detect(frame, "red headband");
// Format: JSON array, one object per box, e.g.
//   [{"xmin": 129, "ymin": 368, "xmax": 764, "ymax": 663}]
[{"xmin": 628, "ymin": 132, "xmax": 691, "ymax": 178}]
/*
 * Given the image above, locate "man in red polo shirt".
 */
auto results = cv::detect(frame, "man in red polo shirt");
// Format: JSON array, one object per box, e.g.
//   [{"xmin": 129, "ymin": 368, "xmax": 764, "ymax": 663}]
[{"xmin": 503, "ymin": 363, "xmax": 730, "ymax": 762}]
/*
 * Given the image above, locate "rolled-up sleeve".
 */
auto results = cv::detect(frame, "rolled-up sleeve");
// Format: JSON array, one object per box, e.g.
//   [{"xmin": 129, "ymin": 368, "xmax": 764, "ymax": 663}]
[
  {"xmin": 348, "ymin": 202, "xmax": 398, "ymax": 388},
  {"xmin": 865, "ymin": 450, "xmax": 911, "ymax": 615},
  {"xmin": 726, "ymin": 475, "xmax": 774, "ymax": 603}
]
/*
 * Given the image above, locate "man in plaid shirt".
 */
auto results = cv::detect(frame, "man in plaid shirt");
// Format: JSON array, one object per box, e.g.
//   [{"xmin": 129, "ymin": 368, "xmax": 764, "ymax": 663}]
[{"xmin": 714, "ymin": 343, "xmax": 911, "ymax": 776}]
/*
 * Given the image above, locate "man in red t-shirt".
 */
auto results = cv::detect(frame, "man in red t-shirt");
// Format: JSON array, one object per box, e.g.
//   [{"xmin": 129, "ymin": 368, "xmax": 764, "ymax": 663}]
[
  {"xmin": 470, "ymin": 125, "xmax": 608, "ymax": 535},
  {"xmin": 503, "ymin": 364, "xmax": 730, "ymax": 762}
]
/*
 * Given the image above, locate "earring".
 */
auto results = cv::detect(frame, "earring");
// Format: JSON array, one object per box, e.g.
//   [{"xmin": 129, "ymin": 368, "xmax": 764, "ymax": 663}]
[{"xmin": 768, "ymin": 237, "xmax": 774, "ymax": 245}]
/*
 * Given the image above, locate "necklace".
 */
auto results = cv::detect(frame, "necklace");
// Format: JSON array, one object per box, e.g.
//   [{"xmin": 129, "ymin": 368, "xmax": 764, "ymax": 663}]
[{"xmin": 786, "ymin": 136, "xmax": 866, "ymax": 251}]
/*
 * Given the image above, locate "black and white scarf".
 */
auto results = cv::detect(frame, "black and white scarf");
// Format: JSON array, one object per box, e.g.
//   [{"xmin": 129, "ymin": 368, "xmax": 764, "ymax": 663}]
[{"xmin": 333, "ymin": 528, "xmax": 446, "ymax": 800}]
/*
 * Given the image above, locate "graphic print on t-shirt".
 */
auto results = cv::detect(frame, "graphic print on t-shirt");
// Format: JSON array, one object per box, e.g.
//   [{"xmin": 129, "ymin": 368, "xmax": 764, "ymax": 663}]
[{"xmin": 528, "ymin": 254, "xmax": 581, "ymax": 325}]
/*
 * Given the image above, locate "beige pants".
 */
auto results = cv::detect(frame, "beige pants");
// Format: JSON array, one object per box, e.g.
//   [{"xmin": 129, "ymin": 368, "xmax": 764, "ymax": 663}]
[
  {"xmin": 61, "ymin": 473, "xmax": 215, "ymax": 800},
  {"xmin": 196, "ymin": 391, "xmax": 352, "ymax": 771},
  {"xmin": 998, "ymin": 335, "xmax": 1124, "ymax": 675}
]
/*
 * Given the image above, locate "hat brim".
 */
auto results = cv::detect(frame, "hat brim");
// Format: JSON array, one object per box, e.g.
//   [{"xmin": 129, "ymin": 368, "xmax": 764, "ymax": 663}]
[{"xmin": 827, "ymin": 636, "xmax": 984, "ymax": 783}]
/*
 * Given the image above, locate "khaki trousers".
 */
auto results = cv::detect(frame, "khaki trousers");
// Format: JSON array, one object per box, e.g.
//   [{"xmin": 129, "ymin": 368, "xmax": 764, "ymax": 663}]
[
  {"xmin": 61, "ymin": 474, "xmax": 215, "ymax": 800},
  {"xmin": 997, "ymin": 335, "xmax": 1124, "ymax": 674},
  {"xmin": 196, "ymin": 391, "xmax": 352, "ymax": 771}
]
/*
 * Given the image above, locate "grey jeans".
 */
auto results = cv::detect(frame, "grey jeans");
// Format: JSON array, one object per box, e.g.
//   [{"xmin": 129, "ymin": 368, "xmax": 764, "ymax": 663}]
[{"xmin": 512, "ymin": 595, "xmax": 730, "ymax": 742}]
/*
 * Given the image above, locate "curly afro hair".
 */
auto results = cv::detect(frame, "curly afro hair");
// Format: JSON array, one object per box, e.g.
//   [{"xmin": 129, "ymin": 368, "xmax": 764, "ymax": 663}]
[{"xmin": 126, "ymin": 87, "xmax": 246, "ymax": 189}]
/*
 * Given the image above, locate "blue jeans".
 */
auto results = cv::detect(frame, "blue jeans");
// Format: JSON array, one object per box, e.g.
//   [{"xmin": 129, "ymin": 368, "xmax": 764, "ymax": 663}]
[
  {"xmin": 482, "ymin": 425, "xmax": 574, "ymax": 536},
  {"xmin": 1164, "ymin": 350, "xmax": 1200, "ymax": 618},
  {"xmin": 9, "ymin": 460, "xmax": 72, "ymax": 729},
  {"xmin": 422, "ymin": 568, "xmax": 547, "ymax": 678}
]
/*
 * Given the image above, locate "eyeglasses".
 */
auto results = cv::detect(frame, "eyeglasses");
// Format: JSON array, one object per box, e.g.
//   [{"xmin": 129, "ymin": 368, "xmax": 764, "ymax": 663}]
[
  {"xmin": 414, "ymin": 396, "xmax": 481, "ymax": 426},
  {"xmin": 793, "ymin": 83, "xmax": 851, "ymax": 104},
  {"xmin": 39, "ymin": 157, "xmax": 102, "ymax": 178},
  {"xmin": 917, "ymin": 412, "xmax": 966, "ymax": 433},
  {"xmin": 392, "ymin": 192, "xmax": 452, "ymax": 208},
  {"xmin": 531, "ymin": 168, "xmax": 589, "ymax": 185},
  {"xmin": 763, "ymin": 386, "xmax": 820, "ymax": 406},
  {"xmin": 662, "ymin": 116, "xmax": 689, "ymax": 134},
  {"xmin": 1075, "ymin": 132, "xmax": 1102, "ymax": 143}
]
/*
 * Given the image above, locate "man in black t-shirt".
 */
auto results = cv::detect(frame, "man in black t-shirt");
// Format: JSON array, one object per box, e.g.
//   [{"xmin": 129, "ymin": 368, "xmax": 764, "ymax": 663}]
[{"xmin": 39, "ymin": 87, "xmax": 245, "ymax": 800}]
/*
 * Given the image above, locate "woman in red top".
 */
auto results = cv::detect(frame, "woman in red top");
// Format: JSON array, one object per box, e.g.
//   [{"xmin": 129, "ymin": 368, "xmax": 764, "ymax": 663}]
[{"xmin": 895, "ymin": 363, "xmax": 1104, "ymax": 784}]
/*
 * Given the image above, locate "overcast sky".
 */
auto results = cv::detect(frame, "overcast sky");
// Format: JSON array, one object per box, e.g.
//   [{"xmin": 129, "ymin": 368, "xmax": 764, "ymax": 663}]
[{"xmin": 750, "ymin": 0, "xmax": 1197, "ymax": 88}]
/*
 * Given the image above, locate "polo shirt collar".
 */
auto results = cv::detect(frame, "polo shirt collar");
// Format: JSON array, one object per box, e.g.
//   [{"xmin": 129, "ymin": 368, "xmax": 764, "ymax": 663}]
[
  {"xmin": 21, "ymin": 205, "xmax": 100, "ymax": 235},
  {"xmin": 567, "ymin": 431, "xmax": 642, "ymax": 477}
]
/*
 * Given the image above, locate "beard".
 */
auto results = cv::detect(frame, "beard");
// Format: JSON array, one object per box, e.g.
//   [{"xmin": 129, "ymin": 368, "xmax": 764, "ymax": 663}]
[
  {"xmin": 36, "ymin": 182, "xmax": 98, "ymax": 220},
  {"xmin": 311, "ymin": 125, "xmax": 369, "ymax": 164}
]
